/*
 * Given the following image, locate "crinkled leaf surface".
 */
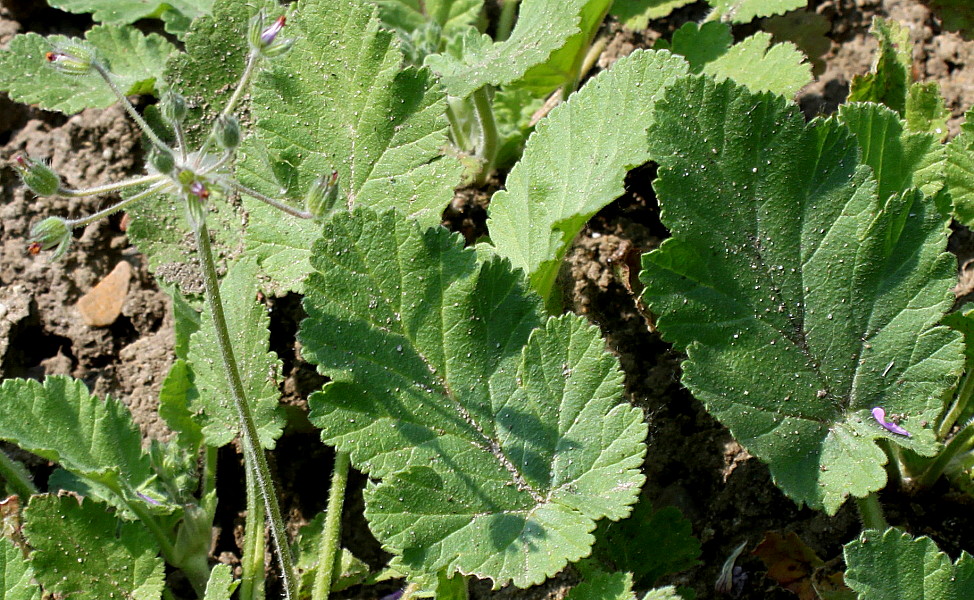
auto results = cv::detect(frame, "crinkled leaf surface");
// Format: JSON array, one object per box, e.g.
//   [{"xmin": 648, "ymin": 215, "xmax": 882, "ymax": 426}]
[
  {"xmin": 906, "ymin": 82, "xmax": 950, "ymax": 138},
  {"xmin": 640, "ymin": 76, "xmax": 962, "ymax": 514},
  {"xmin": 844, "ymin": 528, "xmax": 974, "ymax": 599},
  {"xmin": 189, "ymin": 259, "xmax": 284, "ymax": 449},
  {"xmin": 237, "ymin": 0, "xmax": 462, "ymax": 295},
  {"xmin": 488, "ymin": 49, "xmax": 688, "ymax": 304},
  {"xmin": 0, "ymin": 377, "xmax": 165, "ymax": 509},
  {"xmin": 374, "ymin": 0, "xmax": 482, "ymax": 35},
  {"xmin": 837, "ymin": 102, "xmax": 945, "ymax": 204},
  {"xmin": 946, "ymin": 107, "xmax": 974, "ymax": 227},
  {"xmin": 0, "ymin": 537, "xmax": 40, "ymax": 600},
  {"xmin": 848, "ymin": 18, "xmax": 911, "ymax": 115},
  {"xmin": 0, "ymin": 25, "xmax": 174, "ymax": 114},
  {"xmin": 425, "ymin": 0, "xmax": 587, "ymax": 98},
  {"xmin": 47, "ymin": 0, "xmax": 212, "ymax": 29},
  {"xmin": 701, "ymin": 32, "xmax": 811, "ymax": 97},
  {"xmin": 23, "ymin": 495, "xmax": 163, "ymax": 600},
  {"xmin": 708, "ymin": 0, "xmax": 808, "ymax": 23},
  {"xmin": 300, "ymin": 208, "xmax": 645, "ymax": 587}
]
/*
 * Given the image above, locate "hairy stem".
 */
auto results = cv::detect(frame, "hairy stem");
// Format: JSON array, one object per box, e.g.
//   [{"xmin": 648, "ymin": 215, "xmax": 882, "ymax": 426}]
[
  {"xmin": 939, "ymin": 367, "xmax": 974, "ymax": 439},
  {"xmin": 217, "ymin": 178, "xmax": 314, "ymax": 219},
  {"xmin": 855, "ymin": 493, "xmax": 888, "ymax": 531},
  {"xmin": 92, "ymin": 62, "xmax": 172, "ymax": 152},
  {"xmin": 192, "ymin": 216, "xmax": 297, "ymax": 600},
  {"xmin": 59, "ymin": 174, "xmax": 165, "ymax": 199},
  {"xmin": 471, "ymin": 87, "xmax": 498, "ymax": 187},
  {"xmin": 0, "ymin": 448, "xmax": 37, "ymax": 499},
  {"xmin": 917, "ymin": 417, "xmax": 974, "ymax": 489},
  {"xmin": 312, "ymin": 451, "xmax": 351, "ymax": 600},
  {"xmin": 64, "ymin": 180, "xmax": 169, "ymax": 229},
  {"xmin": 496, "ymin": 0, "xmax": 520, "ymax": 42},
  {"xmin": 240, "ymin": 460, "xmax": 266, "ymax": 600}
]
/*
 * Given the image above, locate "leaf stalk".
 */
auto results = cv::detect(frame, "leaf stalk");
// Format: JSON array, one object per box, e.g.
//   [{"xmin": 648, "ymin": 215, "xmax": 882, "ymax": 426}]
[
  {"xmin": 312, "ymin": 450, "xmax": 350, "ymax": 600},
  {"xmin": 916, "ymin": 417, "xmax": 974, "ymax": 489},
  {"xmin": 91, "ymin": 62, "xmax": 172, "ymax": 152},
  {"xmin": 471, "ymin": 87, "xmax": 498, "ymax": 186},
  {"xmin": 854, "ymin": 493, "xmax": 888, "ymax": 531}
]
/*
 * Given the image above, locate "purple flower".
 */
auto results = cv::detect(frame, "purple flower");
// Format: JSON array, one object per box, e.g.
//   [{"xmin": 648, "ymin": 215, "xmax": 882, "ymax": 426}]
[
  {"xmin": 260, "ymin": 16, "xmax": 286, "ymax": 46},
  {"xmin": 872, "ymin": 407, "xmax": 911, "ymax": 437}
]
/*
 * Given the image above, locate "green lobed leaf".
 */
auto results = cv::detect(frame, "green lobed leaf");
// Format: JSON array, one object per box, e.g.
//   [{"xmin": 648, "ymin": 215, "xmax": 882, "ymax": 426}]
[
  {"xmin": 565, "ymin": 571, "xmax": 635, "ymax": 600},
  {"xmin": 23, "ymin": 495, "xmax": 164, "ymax": 600},
  {"xmin": 0, "ymin": 377, "xmax": 164, "ymax": 509},
  {"xmin": 655, "ymin": 22, "xmax": 733, "ymax": 72},
  {"xmin": 188, "ymin": 258, "xmax": 284, "ymax": 449},
  {"xmin": 946, "ymin": 107, "xmax": 974, "ymax": 227},
  {"xmin": 47, "ymin": 0, "xmax": 212, "ymax": 30},
  {"xmin": 203, "ymin": 564, "xmax": 238, "ymax": 600},
  {"xmin": 640, "ymin": 76, "xmax": 962, "ymax": 514},
  {"xmin": 0, "ymin": 25, "xmax": 175, "ymax": 115},
  {"xmin": 237, "ymin": 0, "xmax": 462, "ymax": 295},
  {"xmin": 511, "ymin": 0, "xmax": 613, "ymax": 97},
  {"xmin": 837, "ymin": 102, "xmax": 946, "ymax": 206},
  {"xmin": 374, "ymin": 0, "xmax": 483, "ymax": 35},
  {"xmin": 158, "ymin": 359, "xmax": 203, "ymax": 450},
  {"xmin": 762, "ymin": 10, "xmax": 831, "ymax": 76},
  {"xmin": 701, "ymin": 32, "xmax": 811, "ymax": 97},
  {"xmin": 301, "ymin": 207, "xmax": 645, "ymax": 587},
  {"xmin": 844, "ymin": 528, "xmax": 974, "ymax": 599},
  {"xmin": 708, "ymin": 0, "xmax": 808, "ymax": 23},
  {"xmin": 488, "ymin": 49, "xmax": 688, "ymax": 305},
  {"xmin": 641, "ymin": 587, "xmax": 681, "ymax": 600},
  {"xmin": 0, "ymin": 537, "xmax": 40, "ymax": 600},
  {"xmin": 848, "ymin": 18, "xmax": 911, "ymax": 115},
  {"xmin": 610, "ymin": 0, "xmax": 697, "ymax": 29},
  {"xmin": 425, "ymin": 0, "xmax": 589, "ymax": 98}
]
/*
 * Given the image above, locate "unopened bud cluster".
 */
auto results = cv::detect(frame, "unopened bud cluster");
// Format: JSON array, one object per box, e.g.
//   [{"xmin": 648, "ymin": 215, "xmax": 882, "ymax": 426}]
[
  {"xmin": 45, "ymin": 43, "xmax": 94, "ymax": 76},
  {"xmin": 13, "ymin": 155, "xmax": 61, "ymax": 196},
  {"xmin": 29, "ymin": 216, "xmax": 72, "ymax": 260}
]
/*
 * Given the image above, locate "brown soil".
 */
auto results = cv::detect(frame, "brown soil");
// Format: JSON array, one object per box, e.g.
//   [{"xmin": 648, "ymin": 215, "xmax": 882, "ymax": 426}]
[{"xmin": 3, "ymin": 1, "xmax": 974, "ymax": 599}]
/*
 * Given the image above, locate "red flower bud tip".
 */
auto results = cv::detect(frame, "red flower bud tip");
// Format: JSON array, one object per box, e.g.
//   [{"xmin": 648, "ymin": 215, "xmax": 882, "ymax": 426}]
[
  {"xmin": 189, "ymin": 181, "xmax": 209, "ymax": 199},
  {"xmin": 45, "ymin": 51, "xmax": 57, "ymax": 62},
  {"xmin": 13, "ymin": 155, "xmax": 28, "ymax": 168},
  {"xmin": 27, "ymin": 242, "xmax": 42, "ymax": 255},
  {"xmin": 261, "ymin": 15, "xmax": 286, "ymax": 46}
]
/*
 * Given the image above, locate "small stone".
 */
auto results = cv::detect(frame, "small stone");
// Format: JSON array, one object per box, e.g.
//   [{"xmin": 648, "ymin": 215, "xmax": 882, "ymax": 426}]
[{"xmin": 76, "ymin": 261, "xmax": 132, "ymax": 327}]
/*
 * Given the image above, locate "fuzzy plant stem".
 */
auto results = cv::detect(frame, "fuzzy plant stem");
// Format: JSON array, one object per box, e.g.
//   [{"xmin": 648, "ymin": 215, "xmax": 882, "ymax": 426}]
[
  {"xmin": 0, "ymin": 448, "xmax": 37, "ymax": 499},
  {"xmin": 92, "ymin": 62, "xmax": 172, "ymax": 152},
  {"xmin": 311, "ymin": 451, "xmax": 351, "ymax": 600},
  {"xmin": 240, "ymin": 460, "xmax": 267, "ymax": 600},
  {"xmin": 445, "ymin": 103, "xmax": 472, "ymax": 154},
  {"xmin": 917, "ymin": 417, "xmax": 974, "ymax": 489},
  {"xmin": 192, "ymin": 218, "xmax": 297, "ymax": 600},
  {"xmin": 471, "ymin": 87, "xmax": 498, "ymax": 187},
  {"xmin": 58, "ymin": 174, "xmax": 165, "ymax": 199},
  {"xmin": 218, "ymin": 178, "xmax": 314, "ymax": 219},
  {"xmin": 855, "ymin": 493, "xmax": 888, "ymax": 531},
  {"xmin": 196, "ymin": 52, "xmax": 261, "ymax": 163},
  {"xmin": 939, "ymin": 367, "xmax": 974, "ymax": 439},
  {"xmin": 496, "ymin": 0, "xmax": 520, "ymax": 41},
  {"xmin": 64, "ymin": 180, "xmax": 169, "ymax": 229}
]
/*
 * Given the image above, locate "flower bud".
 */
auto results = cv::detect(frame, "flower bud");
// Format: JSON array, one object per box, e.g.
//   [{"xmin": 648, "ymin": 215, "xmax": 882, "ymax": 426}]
[
  {"xmin": 13, "ymin": 155, "xmax": 61, "ymax": 196},
  {"xmin": 304, "ymin": 171, "xmax": 340, "ymax": 219},
  {"xmin": 161, "ymin": 91, "xmax": 188, "ymax": 124},
  {"xmin": 29, "ymin": 216, "xmax": 72, "ymax": 260},
  {"xmin": 248, "ymin": 11, "xmax": 294, "ymax": 58},
  {"xmin": 45, "ymin": 43, "xmax": 94, "ymax": 76},
  {"xmin": 149, "ymin": 146, "xmax": 175, "ymax": 174},
  {"xmin": 214, "ymin": 115, "xmax": 241, "ymax": 150}
]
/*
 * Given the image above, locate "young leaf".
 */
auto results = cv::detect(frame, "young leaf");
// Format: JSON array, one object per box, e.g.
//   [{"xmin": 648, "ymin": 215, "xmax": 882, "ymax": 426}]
[
  {"xmin": 707, "ymin": 0, "xmax": 808, "ymax": 23},
  {"xmin": 565, "ymin": 571, "xmax": 635, "ymax": 600},
  {"xmin": 837, "ymin": 102, "xmax": 946, "ymax": 205},
  {"xmin": 488, "ymin": 49, "xmax": 688, "ymax": 305},
  {"xmin": 374, "ymin": 0, "xmax": 483, "ymax": 36},
  {"xmin": 946, "ymin": 107, "xmax": 974, "ymax": 227},
  {"xmin": 424, "ymin": 0, "xmax": 589, "ymax": 98},
  {"xmin": 610, "ymin": 0, "xmax": 697, "ymax": 30},
  {"xmin": 511, "ymin": 0, "xmax": 613, "ymax": 97},
  {"xmin": 701, "ymin": 32, "xmax": 811, "ymax": 97},
  {"xmin": 0, "ymin": 377, "xmax": 166, "ymax": 510},
  {"xmin": 203, "ymin": 564, "xmax": 238, "ymax": 600},
  {"xmin": 848, "ymin": 18, "xmax": 911, "ymax": 115},
  {"xmin": 188, "ymin": 258, "xmax": 284, "ymax": 449},
  {"xmin": 236, "ymin": 0, "xmax": 462, "ymax": 294},
  {"xmin": 0, "ymin": 537, "xmax": 40, "ymax": 600},
  {"xmin": 158, "ymin": 359, "xmax": 204, "ymax": 450},
  {"xmin": 46, "ymin": 0, "xmax": 212, "ymax": 31},
  {"xmin": 640, "ymin": 76, "xmax": 962, "ymax": 514},
  {"xmin": 905, "ymin": 82, "xmax": 950, "ymax": 138},
  {"xmin": 844, "ymin": 528, "xmax": 974, "ymax": 599},
  {"xmin": 23, "ymin": 495, "xmax": 164, "ymax": 600},
  {"xmin": 300, "ymin": 207, "xmax": 646, "ymax": 587},
  {"xmin": 0, "ymin": 25, "xmax": 175, "ymax": 115}
]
